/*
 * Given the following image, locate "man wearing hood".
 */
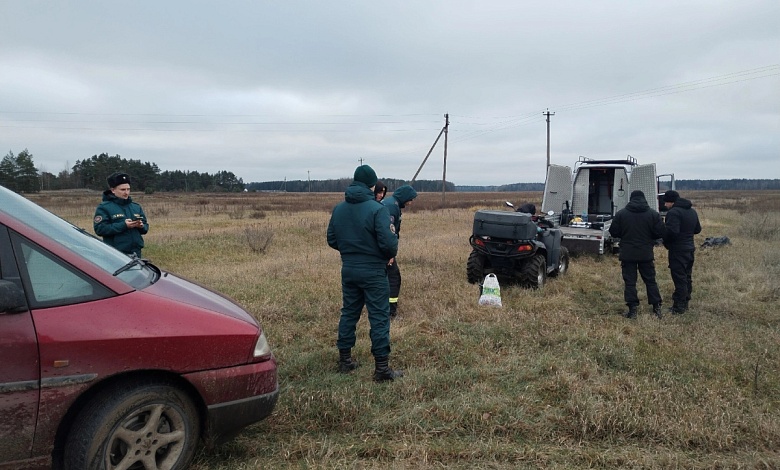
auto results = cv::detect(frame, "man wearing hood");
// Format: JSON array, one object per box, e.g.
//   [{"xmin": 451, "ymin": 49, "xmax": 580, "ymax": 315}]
[
  {"xmin": 93, "ymin": 172, "xmax": 149, "ymax": 257},
  {"xmin": 382, "ymin": 184, "xmax": 418, "ymax": 319},
  {"xmin": 374, "ymin": 181, "xmax": 387, "ymax": 202},
  {"xmin": 327, "ymin": 165, "xmax": 402, "ymax": 382},
  {"xmin": 609, "ymin": 190, "xmax": 666, "ymax": 319},
  {"xmin": 662, "ymin": 190, "xmax": 702, "ymax": 314}
]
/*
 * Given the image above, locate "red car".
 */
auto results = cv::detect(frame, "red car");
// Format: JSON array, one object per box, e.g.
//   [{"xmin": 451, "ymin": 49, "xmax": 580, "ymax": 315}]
[{"xmin": 0, "ymin": 185, "xmax": 278, "ymax": 469}]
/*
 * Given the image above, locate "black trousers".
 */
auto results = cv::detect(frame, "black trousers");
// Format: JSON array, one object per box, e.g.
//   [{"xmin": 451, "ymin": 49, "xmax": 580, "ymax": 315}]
[
  {"xmin": 387, "ymin": 259, "xmax": 401, "ymax": 312},
  {"xmin": 621, "ymin": 260, "xmax": 661, "ymax": 307},
  {"xmin": 668, "ymin": 250, "xmax": 695, "ymax": 309}
]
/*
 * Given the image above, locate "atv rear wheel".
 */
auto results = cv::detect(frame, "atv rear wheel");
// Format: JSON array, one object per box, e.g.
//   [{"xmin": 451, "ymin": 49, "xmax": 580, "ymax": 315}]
[
  {"xmin": 467, "ymin": 249, "xmax": 490, "ymax": 284},
  {"xmin": 520, "ymin": 254, "xmax": 546, "ymax": 289},
  {"xmin": 549, "ymin": 246, "xmax": 570, "ymax": 277}
]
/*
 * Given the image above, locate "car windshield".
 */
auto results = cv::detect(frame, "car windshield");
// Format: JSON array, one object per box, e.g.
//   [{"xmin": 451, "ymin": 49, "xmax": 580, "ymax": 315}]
[{"xmin": 0, "ymin": 186, "xmax": 156, "ymax": 289}]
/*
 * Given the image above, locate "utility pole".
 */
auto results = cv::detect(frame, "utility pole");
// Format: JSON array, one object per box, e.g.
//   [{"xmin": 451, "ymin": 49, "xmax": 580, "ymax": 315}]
[
  {"xmin": 441, "ymin": 113, "xmax": 449, "ymax": 205},
  {"xmin": 358, "ymin": 157, "xmax": 364, "ymax": 165},
  {"xmin": 411, "ymin": 113, "xmax": 449, "ymax": 183},
  {"xmin": 308, "ymin": 170, "xmax": 311, "ymax": 192},
  {"xmin": 544, "ymin": 109, "xmax": 555, "ymax": 170}
]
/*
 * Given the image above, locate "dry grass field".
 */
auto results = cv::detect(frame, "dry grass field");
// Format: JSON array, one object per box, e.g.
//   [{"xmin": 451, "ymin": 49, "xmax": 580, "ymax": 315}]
[{"xmin": 27, "ymin": 189, "xmax": 780, "ymax": 469}]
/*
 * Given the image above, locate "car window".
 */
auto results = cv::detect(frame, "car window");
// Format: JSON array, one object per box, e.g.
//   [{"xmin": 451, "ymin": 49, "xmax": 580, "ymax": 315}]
[{"xmin": 11, "ymin": 234, "xmax": 113, "ymax": 309}]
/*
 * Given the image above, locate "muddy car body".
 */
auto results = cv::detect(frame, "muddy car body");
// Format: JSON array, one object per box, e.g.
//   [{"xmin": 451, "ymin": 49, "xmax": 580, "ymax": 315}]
[{"xmin": 0, "ymin": 185, "xmax": 278, "ymax": 469}]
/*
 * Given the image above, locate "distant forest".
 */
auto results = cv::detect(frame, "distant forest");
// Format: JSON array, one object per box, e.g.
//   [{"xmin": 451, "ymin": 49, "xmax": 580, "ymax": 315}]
[
  {"xmin": 250, "ymin": 179, "xmax": 780, "ymax": 192},
  {"xmin": 2, "ymin": 149, "xmax": 778, "ymax": 193}
]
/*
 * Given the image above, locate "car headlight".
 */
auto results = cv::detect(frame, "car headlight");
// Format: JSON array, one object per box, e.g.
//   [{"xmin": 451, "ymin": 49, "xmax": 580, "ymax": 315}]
[{"xmin": 253, "ymin": 331, "xmax": 272, "ymax": 360}]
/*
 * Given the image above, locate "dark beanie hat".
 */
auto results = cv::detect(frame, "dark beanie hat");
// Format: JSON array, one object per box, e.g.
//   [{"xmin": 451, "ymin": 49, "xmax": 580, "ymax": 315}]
[
  {"xmin": 630, "ymin": 190, "xmax": 645, "ymax": 199},
  {"xmin": 663, "ymin": 190, "xmax": 680, "ymax": 203},
  {"xmin": 353, "ymin": 164, "xmax": 378, "ymax": 187},
  {"xmin": 107, "ymin": 172, "xmax": 131, "ymax": 188}
]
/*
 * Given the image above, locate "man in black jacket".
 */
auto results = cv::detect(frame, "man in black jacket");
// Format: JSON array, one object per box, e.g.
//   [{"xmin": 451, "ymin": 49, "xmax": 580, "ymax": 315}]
[
  {"xmin": 662, "ymin": 190, "xmax": 702, "ymax": 314},
  {"xmin": 609, "ymin": 190, "xmax": 666, "ymax": 319}
]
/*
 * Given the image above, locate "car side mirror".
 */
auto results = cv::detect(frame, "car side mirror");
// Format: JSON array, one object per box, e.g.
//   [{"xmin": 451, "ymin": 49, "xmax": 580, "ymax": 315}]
[{"xmin": 0, "ymin": 280, "xmax": 27, "ymax": 313}]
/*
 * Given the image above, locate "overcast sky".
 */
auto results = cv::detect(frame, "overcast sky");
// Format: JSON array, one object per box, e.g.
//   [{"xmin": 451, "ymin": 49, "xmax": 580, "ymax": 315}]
[{"xmin": 1, "ymin": 1, "xmax": 778, "ymax": 186}]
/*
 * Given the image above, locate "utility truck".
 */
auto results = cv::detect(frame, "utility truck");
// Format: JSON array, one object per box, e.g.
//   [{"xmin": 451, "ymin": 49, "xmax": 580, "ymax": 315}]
[{"xmin": 541, "ymin": 156, "xmax": 674, "ymax": 255}]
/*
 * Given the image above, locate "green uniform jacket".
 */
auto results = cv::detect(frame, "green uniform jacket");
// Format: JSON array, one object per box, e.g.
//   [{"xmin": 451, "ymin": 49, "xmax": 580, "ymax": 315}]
[
  {"xmin": 93, "ymin": 191, "xmax": 149, "ymax": 256},
  {"xmin": 327, "ymin": 182, "xmax": 398, "ymax": 267},
  {"xmin": 382, "ymin": 184, "xmax": 418, "ymax": 239}
]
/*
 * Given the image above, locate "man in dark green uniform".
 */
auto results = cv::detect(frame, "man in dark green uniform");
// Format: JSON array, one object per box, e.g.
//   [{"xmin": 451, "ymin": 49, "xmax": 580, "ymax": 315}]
[
  {"xmin": 93, "ymin": 172, "xmax": 149, "ymax": 257},
  {"xmin": 327, "ymin": 165, "xmax": 402, "ymax": 382}
]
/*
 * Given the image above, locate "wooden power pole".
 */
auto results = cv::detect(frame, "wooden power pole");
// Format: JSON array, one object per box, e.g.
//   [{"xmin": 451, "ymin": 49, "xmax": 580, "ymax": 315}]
[{"xmin": 411, "ymin": 113, "xmax": 450, "ymax": 204}]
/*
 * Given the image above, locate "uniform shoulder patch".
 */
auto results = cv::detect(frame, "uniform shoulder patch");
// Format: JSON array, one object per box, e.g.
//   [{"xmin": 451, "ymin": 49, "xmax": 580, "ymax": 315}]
[{"xmin": 94, "ymin": 215, "xmax": 103, "ymax": 224}]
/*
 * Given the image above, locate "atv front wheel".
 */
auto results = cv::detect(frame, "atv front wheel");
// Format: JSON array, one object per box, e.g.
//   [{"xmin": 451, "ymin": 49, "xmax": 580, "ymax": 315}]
[
  {"xmin": 550, "ymin": 246, "xmax": 570, "ymax": 277},
  {"xmin": 466, "ymin": 249, "xmax": 489, "ymax": 284},
  {"xmin": 520, "ymin": 254, "xmax": 546, "ymax": 289}
]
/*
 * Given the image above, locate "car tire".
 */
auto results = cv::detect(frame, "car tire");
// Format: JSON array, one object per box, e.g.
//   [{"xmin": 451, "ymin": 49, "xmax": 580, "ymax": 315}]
[{"xmin": 64, "ymin": 380, "xmax": 200, "ymax": 470}]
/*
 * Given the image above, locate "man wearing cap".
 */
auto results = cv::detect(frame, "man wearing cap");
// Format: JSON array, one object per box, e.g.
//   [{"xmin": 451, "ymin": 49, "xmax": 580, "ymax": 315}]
[
  {"xmin": 609, "ymin": 190, "xmax": 666, "ymax": 319},
  {"xmin": 382, "ymin": 184, "xmax": 418, "ymax": 320},
  {"xmin": 662, "ymin": 190, "xmax": 702, "ymax": 314},
  {"xmin": 327, "ymin": 164, "xmax": 403, "ymax": 382},
  {"xmin": 93, "ymin": 172, "xmax": 149, "ymax": 257}
]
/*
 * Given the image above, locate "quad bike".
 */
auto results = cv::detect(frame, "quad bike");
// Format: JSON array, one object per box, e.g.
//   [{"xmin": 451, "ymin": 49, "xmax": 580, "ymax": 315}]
[{"xmin": 467, "ymin": 202, "xmax": 570, "ymax": 289}]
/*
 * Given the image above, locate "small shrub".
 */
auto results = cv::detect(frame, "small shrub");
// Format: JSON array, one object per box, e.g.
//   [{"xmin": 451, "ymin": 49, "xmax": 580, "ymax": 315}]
[
  {"xmin": 228, "ymin": 208, "xmax": 245, "ymax": 220},
  {"xmin": 244, "ymin": 224, "xmax": 274, "ymax": 253},
  {"xmin": 742, "ymin": 212, "xmax": 780, "ymax": 241},
  {"xmin": 153, "ymin": 205, "xmax": 171, "ymax": 217}
]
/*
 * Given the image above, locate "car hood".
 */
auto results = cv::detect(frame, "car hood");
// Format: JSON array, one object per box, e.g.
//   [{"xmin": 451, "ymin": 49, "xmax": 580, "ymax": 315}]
[{"xmin": 143, "ymin": 271, "xmax": 259, "ymax": 327}]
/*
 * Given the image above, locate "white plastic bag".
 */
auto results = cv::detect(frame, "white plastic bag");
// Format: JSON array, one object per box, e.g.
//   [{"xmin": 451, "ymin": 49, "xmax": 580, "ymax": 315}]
[{"xmin": 478, "ymin": 273, "xmax": 502, "ymax": 307}]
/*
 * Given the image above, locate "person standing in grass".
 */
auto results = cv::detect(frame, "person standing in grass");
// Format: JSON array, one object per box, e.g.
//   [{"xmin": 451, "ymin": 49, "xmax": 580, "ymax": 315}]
[
  {"xmin": 382, "ymin": 184, "xmax": 418, "ymax": 320},
  {"xmin": 327, "ymin": 164, "xmax": 403, "ymax": 382},
  {"xmin": 609, "ymin": 190, "xmax": 666, "ymax": 319},
  {"xmin": 93, "ymin": 172, "xmax": 148, "ymax": 258},
  {"xmin": 662, "ymin": 190, "xmax": 702, "ymax": 315}
]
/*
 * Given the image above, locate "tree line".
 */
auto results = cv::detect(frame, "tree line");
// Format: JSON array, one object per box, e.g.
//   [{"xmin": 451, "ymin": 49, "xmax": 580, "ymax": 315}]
[
  {"xmin": 2, "ymin": 148, "xmax": 778, "ymax": 194},
  {"xmin": 3, "ymin": 150, "xmax": 245, "ymax": 193},
  {"xmin": 246, "ymin": 178, "xmax": 457, "ymax": 193}
]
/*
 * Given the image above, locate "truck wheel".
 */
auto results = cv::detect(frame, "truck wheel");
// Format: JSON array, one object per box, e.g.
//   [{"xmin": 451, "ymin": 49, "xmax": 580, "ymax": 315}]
[
  {"xmin": 550, "ymin": 247, "xmax": 570, "ymax": 277},
  {"xmin": 520, "ymin": 254, "xmax": 546, "ymax": 289},
  {"xmin": 466, "ymin": 250, "xmax": 489, "ymax": 284},
  {"xmin": 64, "ymin": 380, "xmax": 200, "ymax": 470}
]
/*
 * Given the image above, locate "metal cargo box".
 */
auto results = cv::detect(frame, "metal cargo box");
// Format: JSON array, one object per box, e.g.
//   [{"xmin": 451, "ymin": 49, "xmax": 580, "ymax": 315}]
[{"xmin": 473, "ymin": 210, "xmax": 538, "ymax": 240}]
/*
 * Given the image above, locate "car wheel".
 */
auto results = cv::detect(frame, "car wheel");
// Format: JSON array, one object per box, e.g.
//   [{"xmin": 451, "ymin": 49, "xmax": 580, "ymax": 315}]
[{"xmin": 64, "ymin": 380, "xmax": 200, "ymax": 470}]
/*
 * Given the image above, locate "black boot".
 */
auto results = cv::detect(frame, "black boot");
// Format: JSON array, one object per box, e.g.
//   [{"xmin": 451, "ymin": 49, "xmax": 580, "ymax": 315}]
[
  {"xmin": 623, "ymin": 305, "xmax": 638, "ymax": 319},
  {"xmin": 669, "ymin": 304, "xmax": 687, "ymax": 315},
  {"xmin": 373, "ymin": 355, "xmax": 403, "ymax": 382},
  {"xmin": 652, "ymin": 303, "xmax": 663, "ymax": 319},
  {"xmin": 338, "ymin": 348, "xmax": 359, "ymax": 373}
]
